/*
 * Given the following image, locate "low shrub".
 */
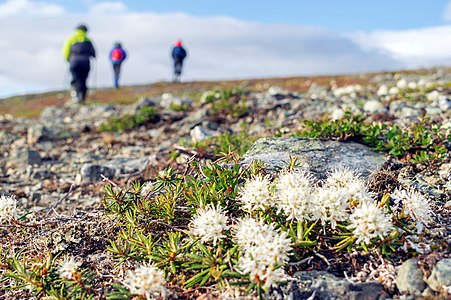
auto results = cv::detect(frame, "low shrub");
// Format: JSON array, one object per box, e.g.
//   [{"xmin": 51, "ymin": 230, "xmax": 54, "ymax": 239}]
[
  {"xmin": 292, "ymin": 112, "xmax": 449, "ymax": 162},
  {"xmin": 99, "ymin": 107, "xmax": 160, "ymax": 132}
]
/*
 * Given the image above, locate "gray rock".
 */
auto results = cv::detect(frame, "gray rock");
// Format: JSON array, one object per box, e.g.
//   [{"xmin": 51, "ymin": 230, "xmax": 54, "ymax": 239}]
[
  {"xmin": 397, "ymin": 173, "xmax": 444, "ymax": 198},
  {"xmin": 241, "ymin": 138, "xmax": 386, "ymax": 180},
  {"xmin": 421, "ymin": 287, "xmax": 435, "ymax": 298},
  {"xmin": 27, "ymin": 124, "xmax": 77, "ymax": 144},
  {"xmin": 148, "ymin": 128, "xmax": 164, "ymax": 139},
  {"xmin": 389, "ymin": 101, "xmax": 405, "ymax": 113},
  {"xmin": 135, "ymin": 97, "xmax": 157, "ymax": 110},
  {"xmin": 78, "ymin": 105, "xmax": 118, "ymax": 122},
  {"xmin": 190, "ymin": 126, "xmax": 219, "ymax": 143},
  {"xmin": 330, "ymin": 107, "xmax": 345, "ymax": 120},
  {"xmin": 301, "ymin": 100, "xmax": 328, "ymax": 120},
  {"xmin": 267, "ymin": 86, "xmax": 299, "ymax": 100},
  {"xmin": 29, "ymin": 191, "xmax": 42, "ymax": 202},
  {"xmin": 425, "ymin": 106, "xmax": 442, "ymax": 115},
  {"xmin": 395, "ymin": 258, "xmax": 426, "ymax": 295},
  {"xmin": 308, "ymin": 82, "xmax": 329, "ymax": 96},
  {"xmin": 124, "ymin": 97, "xmax": 158, "ymax": 115},
  {"xmin": 184, "ymin": 106, "xmax": 209, "ymax": 129},
  {"xmin": 160, "ymin": 93, "xmax": 192, "ymax": 109},
  {"xmin": 267, "ymin": 86, "xmax": 289, "ymax": 96},
  {"xmin": 179, "ymin": 98, "xmax": 193, "ymax": 107},
  {"xmin": 78, "ymin": 163, "xmax": 116, "ymax": 182},
  {"xmin": 16, "ymin": 197, "xmax": 29, "ymax": 208},
  {"xmin": 400, "ymin": 106, "xmax": 421, "ymax": 118},
  {"xmin": 282, "ymin": 271, "xmax": 388, "ymax": 300},
  {"xmin": 438, "ymin": 163, "xmax": 451, "ymax": 180},
  {"xmin": 119, "ymin": 146, "xmax": 146, "ymax": 156},
  {"xmin": 364, "ymin": 100, "xmax": 386, "ymax": 113},
  {"xmin": 40, "ymin": 106, "xmax": 66, "ymax": 122},
  {"xmin": 106, "ymin": 157, "xmax": 150, "ymax": 176},
  {"xmin": 0, "ymin": 131, "xmax": 18, "ymax": 145},
  {"xmin": 202, "ymin": 121, "xmax": 220, "ymax": 131},
  {"xmin": 27, "ymin": 124, "xmax": 45, "ymax": 144},
  {"xmin": 78, "ymin": 157, "xmax": 151, "ymax": 182},
  {"xmin": 439, "ymin": 98, "xmax": 451, "ymax": 111},
  {"xmin": 425, "ymin": 258, "xmax": 451, "ymax": 292},
  {"xmin": 9, "ymin": 148, "xmax": 42, "ymax": 167},
  {"xmin": 31, "ymin": 169, "xmax": 53, "ymax": 180},
  {"xmin": 377, "ymin": 85, "xmax": 388, "ymax": 96}
]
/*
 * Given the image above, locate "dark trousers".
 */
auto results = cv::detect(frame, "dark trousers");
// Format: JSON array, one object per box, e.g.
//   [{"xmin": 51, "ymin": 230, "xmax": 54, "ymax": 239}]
[
  {"xmin": 173, "ymin": 60, "xmax": 183, "ymax": 82},
  {"xmin": 112, "ymin": 63, "xmax": 122, "ymax": 88},
  {"xmin": 174, "ymin": 60, "xmax": 183, "ymax": 76},
  {"xmin": 70, "ymin": 61, "xmax": 90, "ymax": 101}
]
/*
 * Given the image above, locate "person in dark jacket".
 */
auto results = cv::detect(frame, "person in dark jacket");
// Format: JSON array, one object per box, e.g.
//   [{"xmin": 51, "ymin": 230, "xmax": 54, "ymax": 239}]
[
  {"xmin": 109, "ymin": 42, "xmax": 127, "ymax": 89},
  {"xmin": 171, "ymin": 40, "xmax": 187, "ymax": 82},
  {"xmin": 63, "ymin": 24, "xmax": 96, "ymax": 103}
]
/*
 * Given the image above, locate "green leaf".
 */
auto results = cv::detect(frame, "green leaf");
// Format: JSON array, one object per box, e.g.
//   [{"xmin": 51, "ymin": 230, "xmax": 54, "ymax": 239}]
[
  {"xmin": 199, "ymin": 272, "xmax": 212, "ymax": 286},
  {"xmin": 184, "ymin": 269, "xmax": 210, "ymax": 288}
]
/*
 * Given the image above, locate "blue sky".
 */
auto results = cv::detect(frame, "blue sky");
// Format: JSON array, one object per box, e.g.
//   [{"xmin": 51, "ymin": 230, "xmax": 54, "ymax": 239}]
[
  {"xmin": 50, "ymin": 0, "xmax": 451, "ymax": 31},
  {"xmin": 1, "ymin": 0, "xmax": 451, "ymax": 98}
]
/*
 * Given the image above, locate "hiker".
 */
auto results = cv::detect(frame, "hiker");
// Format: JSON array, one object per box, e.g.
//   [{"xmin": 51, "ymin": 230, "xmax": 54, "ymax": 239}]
[
  {"xmin": 63, "ymin": 24, "xmax": 96, "ymax": 103},
  {"xmin": 171, "ymin": 40, "xmax": 187, "ymax": 82},
  {"xmin": 109, "ymin": 42, "xmax": 127, "ymax": 89}
]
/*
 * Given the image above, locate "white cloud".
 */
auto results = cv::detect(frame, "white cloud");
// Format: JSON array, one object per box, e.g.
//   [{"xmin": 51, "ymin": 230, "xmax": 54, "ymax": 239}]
[
  {"xmin": 351, "ymin": 26, "xmax": 451, "ymax": 67},
  {"xmin": 0, "ymin": 1, "xmax": 449, "ymax": 98},
  {"xmin": 0, "ymin": 0, "xmax": 65, "ymax": 18}
]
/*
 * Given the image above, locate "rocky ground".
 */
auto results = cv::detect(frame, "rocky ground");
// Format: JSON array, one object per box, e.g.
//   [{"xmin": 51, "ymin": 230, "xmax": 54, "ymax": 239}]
[{"xmin": 0, "ymin": 68, "xmax": 450, "ymax": 299}]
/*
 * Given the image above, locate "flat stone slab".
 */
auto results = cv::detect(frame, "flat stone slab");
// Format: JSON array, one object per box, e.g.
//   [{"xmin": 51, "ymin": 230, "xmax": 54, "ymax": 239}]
[
  {"xmin": 241, "ymin": 137, "xmax": 386, "ymax": 180},
  {"xmin": 289, "ymin": 271, "xmax": 389, "ymax": 300},
  {"xmin": 78, "ymin": 157, "xmax": 149, "ymax": 182}
]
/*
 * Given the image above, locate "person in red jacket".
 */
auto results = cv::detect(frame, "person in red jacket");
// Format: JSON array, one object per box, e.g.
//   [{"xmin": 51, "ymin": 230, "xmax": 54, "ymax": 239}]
[
  {"xmin": 171, "ymin": 40, "xmax": 187, "ymax": 82},
  {"xmin": 109, "ymin": 42, "xmax": 127, "ymax": 89}
]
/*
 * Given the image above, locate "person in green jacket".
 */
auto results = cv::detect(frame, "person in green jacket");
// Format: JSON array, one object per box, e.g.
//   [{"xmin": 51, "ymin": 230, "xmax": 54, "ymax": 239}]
[{"xmin": 63, "ymin": 24, "xmax": 96, "ymax": 103}]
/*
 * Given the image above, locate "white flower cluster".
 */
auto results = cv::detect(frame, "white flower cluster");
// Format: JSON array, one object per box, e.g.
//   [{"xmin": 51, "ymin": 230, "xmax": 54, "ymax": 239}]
[
  {"xmin": 58, "ymin": 257, "xmax": 82, "ymax": 280},
  {"xmin": 273, "ymin": 171, "xmax": 315, "ymax": 222},
  {"xmin": 235, "ymin": 218, "xmax": 292, "ymax": 290},
  {"xmin": 391, "ymin": 188, "xmax": 433, "ymax": 232},
  {"xmin": 190, "ymin": 205, "xmax": 229, "ymax": 246},
  {"xmin": 314, "ymin": 186, "xmax": 352, "ymax": 229},
  {"xmin": 124, "ymin": 264, "xmax": 166, "ymax": 299},
  {"xmin": 239, "ymin": 168, "xmax": 376, "ymax": 230},
  {"xmin": 237, "ymin": 168, "xmax": 394, "ymax": 245},
  {"xmin": 238, "ymin": 174, "xmax": 273, "ymax": 212},
  {"xmin": 325, "ymin": 167, "xmax": 372, "ymax": 204},
  {"xmin": 347, "ymin": 202, "xmax": 393, "ymax": 245},
  {"xmin": 0, "ymin": 194, "xmax": 17, "ymax": 223}
]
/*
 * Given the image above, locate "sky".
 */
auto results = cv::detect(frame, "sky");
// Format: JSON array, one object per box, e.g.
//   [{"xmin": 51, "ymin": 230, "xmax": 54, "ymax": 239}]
[{"xmin": 1, "ymin": 0, "xmax": 451, "ymax": 97}]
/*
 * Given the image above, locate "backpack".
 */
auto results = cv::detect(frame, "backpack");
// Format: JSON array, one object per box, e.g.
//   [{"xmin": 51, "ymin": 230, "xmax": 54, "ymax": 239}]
[
  {"xmin": 173, "ymin": 47, "xmax": 186, "ymax": 60},
  {"xmin": 111, "ymin": 48, "xmax": 124, "ymax": 62}
]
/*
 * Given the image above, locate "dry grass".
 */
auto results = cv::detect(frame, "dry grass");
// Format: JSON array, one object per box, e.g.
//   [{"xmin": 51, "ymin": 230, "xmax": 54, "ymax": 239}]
[{"xmin": 0, "ymin": 71, "xmax": 384, "ymax": 119}]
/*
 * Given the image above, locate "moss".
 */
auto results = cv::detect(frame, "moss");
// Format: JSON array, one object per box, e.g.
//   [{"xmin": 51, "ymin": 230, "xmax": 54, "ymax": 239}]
[{"xmin": 98, "ymin": 106, "xmax": 160, "ymax": 132}]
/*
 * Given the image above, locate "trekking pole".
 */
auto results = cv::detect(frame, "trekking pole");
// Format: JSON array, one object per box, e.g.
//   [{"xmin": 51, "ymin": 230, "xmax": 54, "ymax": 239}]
[
  {"xmin": 91, "ymin": 57, "xmax": 98, "ymax": 97},
  {"xmin": 62, "ymin": 66, "xmax": 73, "ymax": 102},
  {"xmin": 62, "ymin": 67, "xmax": 70, "ymax": 91}
]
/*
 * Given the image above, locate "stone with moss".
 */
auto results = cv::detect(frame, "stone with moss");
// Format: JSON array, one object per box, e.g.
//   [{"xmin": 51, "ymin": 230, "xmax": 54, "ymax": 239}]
[{"xmin": 241, "ymin": 137, "xmax": 386, "ymax": 180}]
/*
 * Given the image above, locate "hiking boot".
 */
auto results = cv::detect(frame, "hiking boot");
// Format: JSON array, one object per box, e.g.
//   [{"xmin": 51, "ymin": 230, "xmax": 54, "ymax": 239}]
[
  {"xmin": 70, "ymin": 89, "xmax": 80, "ymax": 103},
  {"xmin": 70, "ymin": 90, "xmax": 84, "ymax": 104}
]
